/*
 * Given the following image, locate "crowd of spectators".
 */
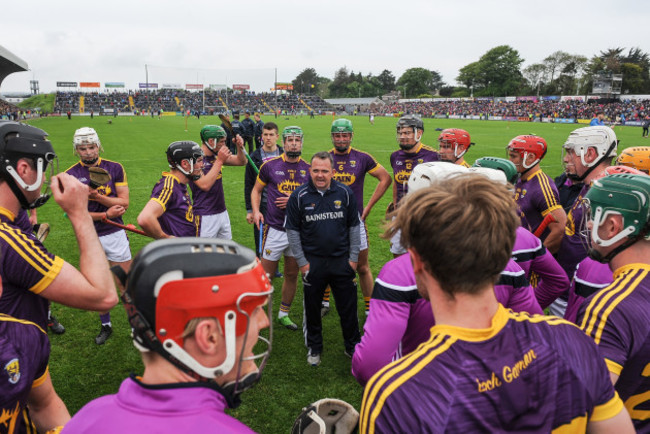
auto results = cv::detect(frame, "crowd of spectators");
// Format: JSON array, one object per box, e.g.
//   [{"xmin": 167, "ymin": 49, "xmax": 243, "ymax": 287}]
[
  {"xmin": 375, "ymin": 98, "xmax": 650, "ymax": 122},
  {"xmin": 1, "ymin": 99, "xmax": 25, "ymax": 120},
  {"xmin": 54, "ymin": 90, "xmax": 333, "ymax": 115}
]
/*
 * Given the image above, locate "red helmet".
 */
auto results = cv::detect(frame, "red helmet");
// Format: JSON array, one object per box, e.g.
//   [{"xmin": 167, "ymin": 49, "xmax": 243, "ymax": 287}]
[
  {"xmin": 437, "ymin": 128, "xmax": 473, "ymax": 161},
  {"xmin": 506, "ymin": 135, "xmax": 547, "ymax": 169}
]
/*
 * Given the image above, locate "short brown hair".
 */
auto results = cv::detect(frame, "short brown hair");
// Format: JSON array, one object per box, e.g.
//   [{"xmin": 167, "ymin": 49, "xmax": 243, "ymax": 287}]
[
  {"xmin": 388, "ymin": 174, "xmax": 519, "ymax": 297},
  {"xmin": 311, "ymin": 151, "xmax": 333, "ymax": 167}
]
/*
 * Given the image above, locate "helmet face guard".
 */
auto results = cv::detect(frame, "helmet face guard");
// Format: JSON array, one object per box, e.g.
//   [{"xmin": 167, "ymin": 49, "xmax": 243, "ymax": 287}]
[
  {"xmin": 0, "ymin": 122, "xmax": 59, "ymax": 209},
  {"xmin": 121, "ymin": 238, "xmax": 274, "ymax": 404},
  {"xmin": 73, "ymin": 127, "xmax": 103, "ymax": 164},
  {"xmin": 506, "ymin": 135, "xmax": 547, "ymax": 171},
  {"xmin": 438, "ymin": 129, "xmax": 473, "ymax": 162},
  {"xmin": 581, "ymin": 174, "xmax": 650, "ymax": 262},
  {"xmin": 562, "ymin": 126, "xmax": 618, "ymax": 182},
  {"xmin": 331, "ymin": 119, "xmax": 354, "ymax": 152},
  {"xmin": 200, "ymin": 125, "xmax": 227, "ymax": 152},
  {"xmin": 283, "ymin": 126, "xmax": 303, "ymax": 158},
  {"xmin": 396, "ymin": 115, "xmax": 423, "ymax": 150}
]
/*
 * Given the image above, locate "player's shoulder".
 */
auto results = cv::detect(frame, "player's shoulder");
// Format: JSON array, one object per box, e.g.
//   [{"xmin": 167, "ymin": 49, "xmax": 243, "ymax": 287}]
[
  {"xmin": 420, "ymin": 144, "xmax": 437, "ymax": 153},
  {"xmin": 581, "ymin": 265, "xmax": 650, "ymax": 321},
  {"xmin": 64, "ymin": 161, "xmax": 83, "ymax": 173}
]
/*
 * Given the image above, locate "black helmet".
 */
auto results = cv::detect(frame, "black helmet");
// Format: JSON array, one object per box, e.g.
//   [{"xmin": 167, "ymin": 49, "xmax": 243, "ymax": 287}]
[
  {"xmin": 0, "ymin": 121, "xmax": 57, "ymax": 209},
  {"xmin": 166, "ymin": 141, "xmax": 203, "ymax": 180},
  {"xmin": 396, "ymin": 114, "xmax": 424, "ymax": 132}
]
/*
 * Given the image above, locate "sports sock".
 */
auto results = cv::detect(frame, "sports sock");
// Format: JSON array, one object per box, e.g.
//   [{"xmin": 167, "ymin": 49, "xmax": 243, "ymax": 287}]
[
  {"xmin": 48, "ymin": 309, "xmax": 52, "ymax": 320},
  {"xmin": 99, "ymin": 313, "xmax": 112, "ymax": 327},
  {"xmin": 322, "ymin": 287, "xmax": 331, "ymax": 304},
  {"xmin": 278, "ymin": 302, "xmax": 291, "ymax": 318},
  {"xmin": 364, "ymin": 297, "xmax": 370, "ymax": 312}
]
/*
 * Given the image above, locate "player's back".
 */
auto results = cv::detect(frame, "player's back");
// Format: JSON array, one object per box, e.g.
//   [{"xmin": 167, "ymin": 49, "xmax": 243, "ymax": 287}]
[{"xmin": 360, "ymin": 306, "xmax": 621, "ymax": 433}]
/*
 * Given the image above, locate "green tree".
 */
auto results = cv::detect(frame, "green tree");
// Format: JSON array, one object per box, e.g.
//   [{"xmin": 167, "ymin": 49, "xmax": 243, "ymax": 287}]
[
  {"xmin": 292, "ymin": 68, "xmax": 321, "ymax": 94},
  {"xmin": 397, "ymin": 68, "xmax": 445, "ymax": 98},
  {"xmin": 377, "ymin": 69, "xmax": 396, "ymax": 94},
  {"xmin": 456, "ymin": 46, "xmax": 524, "ymax": 96},
  {"xmin": 328, "ymin": 67, "xmax": 352, "ymax": 97}
]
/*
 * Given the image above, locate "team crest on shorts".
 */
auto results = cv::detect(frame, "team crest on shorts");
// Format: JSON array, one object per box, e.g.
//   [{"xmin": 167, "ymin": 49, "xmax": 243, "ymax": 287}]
[
  {"xmin": 334, "ymin": 200, "xmax": 342, "ymax": 209},
  {"xmin": 265, "ymin": 249, "xmax": 272, "ymax": 256},
  {"xmin": 4, "ymin": 358, "xmax": 20, "ymax": 384}
]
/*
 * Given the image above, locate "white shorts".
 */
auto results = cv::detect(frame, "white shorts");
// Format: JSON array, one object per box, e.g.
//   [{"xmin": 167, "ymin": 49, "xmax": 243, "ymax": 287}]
[
  {"xmin": 262, "ymin": 227, "xmax": 294, "ymax": 261},
  {"xmin": 389, "ymin": 228, "xmax": 407, "ymax": 255},
  {"xmin": 99, "ymin": 229, "xmax": 132, "ymax": 263},
  {"xmin": 199, "ymin": 211, "xmax": 232, "ymax": 239},
  {"xmin": 359, "ymin": 222, "xmax": 368, "ymax": 252}
]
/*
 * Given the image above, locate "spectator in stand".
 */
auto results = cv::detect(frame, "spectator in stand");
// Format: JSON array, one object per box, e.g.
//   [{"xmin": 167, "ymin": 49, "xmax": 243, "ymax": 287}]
[{"xmin": 590, "ymin": 110, "xmax": 606, "ymax": 126}]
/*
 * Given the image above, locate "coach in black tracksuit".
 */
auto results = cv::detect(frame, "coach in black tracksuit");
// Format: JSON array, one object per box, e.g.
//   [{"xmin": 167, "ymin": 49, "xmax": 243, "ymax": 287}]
[{"xmin": 286, "ymin": 151, "xmax": 361, "ymax": 363}]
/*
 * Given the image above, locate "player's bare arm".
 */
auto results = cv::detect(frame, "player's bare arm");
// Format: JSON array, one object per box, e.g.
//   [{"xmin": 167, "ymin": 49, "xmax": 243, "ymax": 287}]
[
  {"xmin": 362, "ymin": 166, "xmax": 391, "ymax": 221},
  {"xmin": 40, "ymin": 173, "xmax": 118, "ymax": 311},
  {"xmin": 194, "ymin": 148, "xmax": 228, "ymax": 191},
  {"xmin": 26, "ymin": 371, "xmax": 70, "ymax": 432},
  {"xmin": 587, "ymin": 406, "xmax": 635, "ymax": 433},
  {"xmin": 137, "ymin": 199, "xmax": 171, "ymax": 239},
  {"xmin": 226, "ymin": 135, "xmax": 247, "ymax": 166},
  {"xmin": 544, "ymin": 208, "xmax": 567, "ymax": 254}
]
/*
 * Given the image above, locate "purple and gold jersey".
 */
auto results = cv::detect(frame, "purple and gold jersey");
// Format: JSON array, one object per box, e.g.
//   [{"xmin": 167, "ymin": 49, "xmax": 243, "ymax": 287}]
[
  {"xmin": 256, "ymin": 155, "xmax": 310, "ymax": 231},
  {"xmin": 149, "ymin": 172, "xmax": 199, "ymax": 237},
  {"xmin": 390, "ymin": 144, "xmax": 439, "ymax": 205},
  {"xmin": 65, "ymin": 158, "xmax": 128, "ymax": 237},
  {"xmin": 0, "ymin": 213, "xmax": 64, "ymax": 329},
  {"xmin": 578, "ymin": 264, "xmax": 650, "ymax": 431},
  {"xmin": 330, "ymin": 147, "xmax": 380, "ymax": 215},
  {"xmin": 352, "ymin": 254, "xmax": 541, "ymax": 386},
  {"xmin": 565, "ymin": 258, "xmax": 611, "ymax": 324},
  {"xmin": 361, "ymin": 305, "xmax": 623, "ymax": 433},
  {"xmin": 189, "ymin": 154, "xmax": 226, "ymax": 216},
  {"xmin": 0, "ymin": 314, "xmax": 50, "ymax": 434},
  {"xmin": 557, "ymin": 183, "xmax": 590, "ymax": 279},
  {"xmin": 514, "ymin": 169, "xmax": 562, "ymax": 234}
]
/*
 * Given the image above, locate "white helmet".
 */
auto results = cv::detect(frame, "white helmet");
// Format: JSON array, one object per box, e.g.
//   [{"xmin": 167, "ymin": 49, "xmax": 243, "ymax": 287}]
[
  {"xmin": 468, "ymin": 166, "xmax": 507, "ymax": 185},
  {"xmin": 563, "ymin": 126, "xmax": 617, "ymax": 169},
  {"xmin": 407, "ymin": 161, "xmax": 468, "ymax": 193},
  {"xmin": 73, "ymin": 127, "xmax": 103, "ymax": 152}
]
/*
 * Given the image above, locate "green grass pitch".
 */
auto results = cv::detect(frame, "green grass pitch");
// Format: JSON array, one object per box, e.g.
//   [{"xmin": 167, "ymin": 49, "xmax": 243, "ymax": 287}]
[{"xmin": 24, "ymin": 113, "xmax": 643, "ymax": 432}]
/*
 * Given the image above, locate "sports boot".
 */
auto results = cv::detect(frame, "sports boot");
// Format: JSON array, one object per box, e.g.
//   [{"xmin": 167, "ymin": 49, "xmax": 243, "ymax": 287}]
[{"xmin": 95, "ymin": 324, "xmax": 113, "ymax": 345}]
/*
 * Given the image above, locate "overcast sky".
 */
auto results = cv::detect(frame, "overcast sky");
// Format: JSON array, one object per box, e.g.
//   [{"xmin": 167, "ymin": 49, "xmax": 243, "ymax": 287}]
[{"xmin": 2, "ymin": 0, "xmax": 648, "ymax": 94}]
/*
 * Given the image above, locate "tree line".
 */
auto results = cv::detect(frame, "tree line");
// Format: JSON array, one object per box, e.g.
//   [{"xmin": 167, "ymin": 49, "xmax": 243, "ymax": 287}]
[{"xmin": 293, "ymin": 45, "xmax": 650, "ymax": 99}]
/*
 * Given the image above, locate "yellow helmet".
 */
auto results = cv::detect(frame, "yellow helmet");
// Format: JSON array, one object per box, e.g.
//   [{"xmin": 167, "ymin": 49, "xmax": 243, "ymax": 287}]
[{"xmin": 616, "ymin": 146, "xmax": 650, "ymax": 174}]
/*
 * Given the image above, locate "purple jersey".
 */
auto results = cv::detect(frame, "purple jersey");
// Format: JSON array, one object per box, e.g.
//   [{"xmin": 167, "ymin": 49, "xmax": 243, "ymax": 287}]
[
  {"xmin": 0, "ymin": 314, "xmax": 50, "ymax": 434},
  {"xmin": 513, "ymin": 226, "xmax": 569, "ymax": 309},
  {"xmin": 564, "ymin": 258, "xmax": 611, "ymax": 324},
  {"xmin": 352, "ymin": 255, "xmax": 541, "ymax": 386},
  {"xmin": 361, "ymin": 305, "xmax": 623, "ymax": 433},
  {"xmin": 256, "ymin": 155, "xmax": 310, "ymax": 231},
  {"xmin": 390, "ymin": 144, "xmax": 439, "ymax": 204},
  {"xmin": 14, "ymin": 209, "xmax": 32, "ymax": 233},
  {"xmin": 149, "ymin": 172, "xmax": 199, "ymax": 237},
  {"xmin": 0, "ymin": 218, "xmax": 64, "ymax": 330},
  {"xmin": 65, "ymin": 158, "xmax": 127, "ymax": 237},
  {"xmin": 577, "ymin": 264, "xmax": 650, "ymax": 431},
  {"xmin": 189, "ymin": 154, "xmax": 227, "ymax": 216},
  {"xmin": 556, "ymin": 183, "xmax": 590, "ymax": 279},
  {"xmin": 514, "ymin": 169, "xmax": 562, "ymax": 234},
  {"xmin": 330, "ymin": 147, "xmax": 381, "ymax": 215},
  {"xmin": 63, "ymin": 375, "xmax": 255, "ymax": 433}
]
